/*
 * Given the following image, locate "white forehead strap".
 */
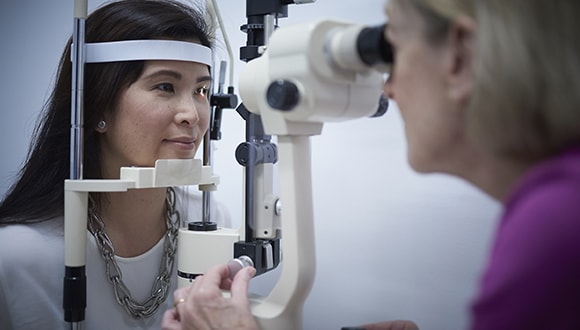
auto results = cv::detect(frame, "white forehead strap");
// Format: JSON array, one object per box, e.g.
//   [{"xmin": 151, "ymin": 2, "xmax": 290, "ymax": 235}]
[{"xmin": 84, "ymin": 40, "xmax": 212, "ymax": 66}]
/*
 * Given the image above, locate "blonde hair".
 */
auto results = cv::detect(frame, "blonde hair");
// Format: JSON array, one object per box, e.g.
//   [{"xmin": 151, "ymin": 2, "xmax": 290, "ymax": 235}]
[{"xmin": 393, "ymin": 0, "xmax": 580, "ymax": 160}]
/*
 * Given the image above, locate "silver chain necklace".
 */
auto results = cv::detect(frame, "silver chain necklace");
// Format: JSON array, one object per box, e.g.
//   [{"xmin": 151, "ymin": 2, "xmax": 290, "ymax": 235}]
[{"xmin": 87, "ymin": 187, "xmax": 180, "ymax": 318}]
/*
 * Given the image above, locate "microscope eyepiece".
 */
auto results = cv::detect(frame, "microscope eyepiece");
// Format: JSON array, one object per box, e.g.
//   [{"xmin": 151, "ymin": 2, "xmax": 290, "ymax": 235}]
[
  {"xmin": 328, "ymin": 22, "xmax": 393, "ymax": 73},
  {"xmin": 357, "ymin": 24, "xmax": 393, "ymax": 67}
]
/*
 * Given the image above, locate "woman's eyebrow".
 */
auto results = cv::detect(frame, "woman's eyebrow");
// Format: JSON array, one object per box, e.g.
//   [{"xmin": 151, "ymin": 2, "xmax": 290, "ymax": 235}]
[
  {"xmin": 142, "ymin": 70, "xmax": 212, "ymax": 84},
  {"xmin": 197, "ymin": 75, "xmax": 212, "ymax": 83},
  {"xmin": 143, "ymin": 69, "xmax": 182, "ymax": 81}
]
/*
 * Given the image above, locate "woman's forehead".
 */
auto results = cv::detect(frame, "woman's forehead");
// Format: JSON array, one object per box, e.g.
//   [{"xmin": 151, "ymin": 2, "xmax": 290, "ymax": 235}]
[{"xmin": 385, "ymin": 1, "xmax": 424, "ymax": 35}]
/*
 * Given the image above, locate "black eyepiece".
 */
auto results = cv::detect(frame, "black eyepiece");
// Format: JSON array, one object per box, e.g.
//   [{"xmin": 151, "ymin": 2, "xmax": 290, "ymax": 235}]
[{"xmin": 357, "ymin": 24, "xmax": 393, "ymax": 67}]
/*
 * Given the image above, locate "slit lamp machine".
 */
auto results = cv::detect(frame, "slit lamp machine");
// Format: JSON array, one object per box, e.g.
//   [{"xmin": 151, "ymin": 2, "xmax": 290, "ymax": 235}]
[{"xmin": 63, "ymin": 0, "xmax": 393, "ymax": 328}]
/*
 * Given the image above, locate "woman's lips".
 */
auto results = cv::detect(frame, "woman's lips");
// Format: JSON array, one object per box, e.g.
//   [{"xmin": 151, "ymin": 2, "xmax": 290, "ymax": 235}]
[{"xmin": 165, "ymin": 138, "xmax": 196, "ymax": 150}]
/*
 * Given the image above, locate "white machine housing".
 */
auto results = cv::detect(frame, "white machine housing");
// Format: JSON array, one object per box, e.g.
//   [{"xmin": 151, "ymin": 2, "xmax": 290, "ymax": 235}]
[{"xmin": 235, "ymin": 19, "xmax": 386, "ymax": 329}]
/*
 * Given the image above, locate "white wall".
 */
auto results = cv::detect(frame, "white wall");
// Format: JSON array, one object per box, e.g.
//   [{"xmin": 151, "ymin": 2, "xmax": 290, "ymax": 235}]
[{"xmin": 0, "ymin": 1, "xmax": 501, "ymax": 329}]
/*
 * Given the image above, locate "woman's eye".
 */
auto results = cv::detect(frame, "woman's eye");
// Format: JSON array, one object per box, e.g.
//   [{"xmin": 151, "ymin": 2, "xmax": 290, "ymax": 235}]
[
  {"xmin": 195, "ymin": 86, "xmax": 210, "ymax": 98},
  {"xmin": 156, "ymin": 83, "xmax": 175, "ymax": 93}
]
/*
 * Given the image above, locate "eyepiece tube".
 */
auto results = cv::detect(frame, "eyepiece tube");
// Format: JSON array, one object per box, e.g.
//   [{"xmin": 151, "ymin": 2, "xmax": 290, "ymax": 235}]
[
  {"xmin": 357, "ymin": 24, "xmax": 392, "ymax": 68},
  {"xmin": 328, "ymin": 23, "xmax": 393, "ymax": 72}
]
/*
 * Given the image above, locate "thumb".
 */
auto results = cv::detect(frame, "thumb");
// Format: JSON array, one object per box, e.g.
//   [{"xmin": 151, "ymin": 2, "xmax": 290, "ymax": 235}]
[{"xmin": 230, "ymin": 266, "xmax": 255, "ymax": 304}]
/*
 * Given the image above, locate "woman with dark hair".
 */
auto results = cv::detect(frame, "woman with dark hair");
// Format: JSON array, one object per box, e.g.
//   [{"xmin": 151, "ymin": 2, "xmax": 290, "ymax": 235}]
[{"xmin": 0, "ymin": 1, "xmax": 230, "ymax": 328}]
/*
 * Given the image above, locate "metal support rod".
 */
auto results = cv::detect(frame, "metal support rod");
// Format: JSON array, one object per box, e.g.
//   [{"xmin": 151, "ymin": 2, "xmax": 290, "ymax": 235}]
[
  {"xmin": 70, "ymin": 18, "xmax": 85, "ymax": 180},
  {"xmin": 202, "ymin": 129, "xmax": 212, "ymax": 223},
  {"xmin": 243, "ymin": 114, "xmax": 262, "ymax": 241},
  {"xmin": 203, "ymin": 61, "xmax": 229, "ymax": 223},
  {"xmin": 64, "ymin": 0, "xmax": 88, "ymax": 327},
  {"xmin": 263, "ymin": 14, "xmax": 275, "ymax": 46}
]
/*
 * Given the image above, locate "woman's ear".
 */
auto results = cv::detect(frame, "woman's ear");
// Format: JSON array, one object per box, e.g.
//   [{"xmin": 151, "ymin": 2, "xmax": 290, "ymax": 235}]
[
  {"xmin": 95, "ymin": 114, "xmax": 111, "ymax": 133},
  {"xmin": 95, "ymin": 120, "xmax": 107, "ymax": 133},
  {"xmin": 446, "ymin": 15, "xmax": 476, "ymax": 105}
]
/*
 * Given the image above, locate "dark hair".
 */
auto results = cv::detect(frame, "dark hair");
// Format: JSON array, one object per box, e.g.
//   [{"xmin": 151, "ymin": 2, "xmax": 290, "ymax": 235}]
[{"xmin": 0, "ymin": 0, "xmax": 214, "ymax": 224}]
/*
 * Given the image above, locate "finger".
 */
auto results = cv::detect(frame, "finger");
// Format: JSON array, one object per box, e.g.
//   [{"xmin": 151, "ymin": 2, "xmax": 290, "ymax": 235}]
[
  {"xmin": 230, "ymin": 266, "xmax": 256, "ymax": 305},
  {"xmin": 219, "ymin": 277, "xmax": 234, "ymax": 291},
  {"xmin": 161, "ymin": 309, "xmax": 181, "ymax": 330},
  {"xmin": 173, "ymin": 286, "xmax": 190, "ymax": 301},
  {"xmin": 200, "ymin": 264, "xmax": 230, "ymax": 288},
  {"xmin": 189, "ymin": 264, "xmax": 230, "ymax": 302},
  {"xmin": 173, "ymin": 286, "xmax": 190, "ymax": 310}
]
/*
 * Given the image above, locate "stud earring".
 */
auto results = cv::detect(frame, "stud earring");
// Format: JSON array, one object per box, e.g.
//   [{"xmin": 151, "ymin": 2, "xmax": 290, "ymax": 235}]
[{"xmin": 97, "ymin": 120, "xmax": 107, "ymax": 130}]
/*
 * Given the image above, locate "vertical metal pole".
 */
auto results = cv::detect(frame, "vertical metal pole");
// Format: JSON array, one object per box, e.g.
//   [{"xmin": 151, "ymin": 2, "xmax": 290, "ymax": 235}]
[
  {"xmin": 64, "ymin": 1, "xmax": 87, "ymax": 328},
  {"xmin": 202, "ymin": 130, "xmax": 212, "ymax": 223},
  {"xmin": 244, "ymin": 115, "xmax": 258, "ymax": 241},
  {"xmin": 202, "ymin": 61, "xmax": 227, "ymax": 223},
  {"xmin": 70, "ymin": 10, "xmax": 85, "ymax": 180}
]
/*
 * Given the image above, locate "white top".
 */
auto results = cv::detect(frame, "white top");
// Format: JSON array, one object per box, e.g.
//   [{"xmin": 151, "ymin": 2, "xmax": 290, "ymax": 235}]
[{"xmin": 0, "ymin": 186, "xmax": 231, "ymax": 330}]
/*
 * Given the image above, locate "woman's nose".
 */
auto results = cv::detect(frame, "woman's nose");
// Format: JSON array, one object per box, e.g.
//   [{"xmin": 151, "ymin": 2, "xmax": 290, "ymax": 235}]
[{"xmin": 175, "ymin": 97, "xmax": 200, "ymax": 127}]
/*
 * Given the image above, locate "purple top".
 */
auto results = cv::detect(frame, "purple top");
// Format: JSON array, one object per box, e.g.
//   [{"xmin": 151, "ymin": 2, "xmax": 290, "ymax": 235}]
[{"xmin": 471, "ymin": 145, "xmax": 580, "ymax": 329}]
